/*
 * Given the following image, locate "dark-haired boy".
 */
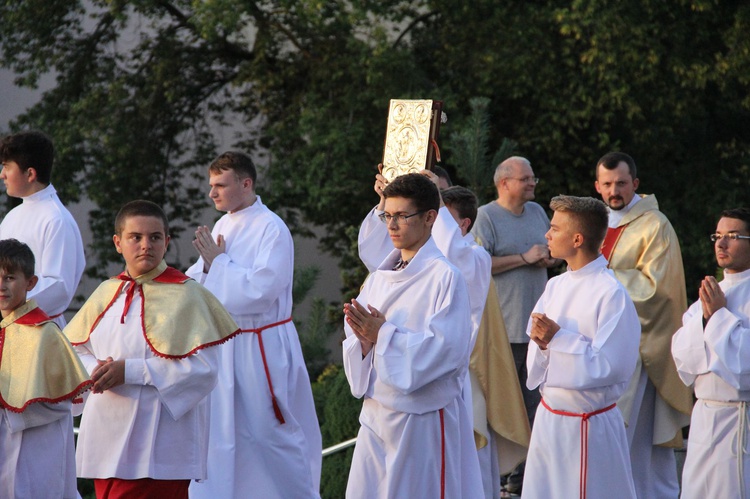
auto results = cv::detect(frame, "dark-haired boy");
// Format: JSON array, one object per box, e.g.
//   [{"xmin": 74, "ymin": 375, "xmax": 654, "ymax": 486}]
[
  {"xmin": 65, "ymin": 200, "xmax": 239, "ymax": 499},
  {"xmin": 523, "ymin": 195, "xmax": 640, "ymax": 498},
  {"xmin": 0, "ymin": 131, "xmax": 85, "ymax": 328},
  {"xmin": 186, "ymin": 151, "xmax": 321, "ymax": 499},
  {"xmin": 358, "ymin": 170, "xmax": 530, "ymax": 495},
  {"xmin": 343, "ymin": 173, "xmax": 482, "ymax": 497},
  {"xmin": 0, "ymin": 238, "xmax": 91, "ymax": 499}
]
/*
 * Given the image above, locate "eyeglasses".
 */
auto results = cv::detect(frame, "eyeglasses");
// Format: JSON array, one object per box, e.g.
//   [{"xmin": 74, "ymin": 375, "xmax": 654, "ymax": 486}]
[
  {"xmin": 505, "ymin": 176, "xmax": 539, "ymax": 184},
  {"xmin": 710, "ymin": 233, "xmax": 750, "ymax": 242},
  {"xmin": 378, "ymin": 211, "xmax": 426, "ymax": 225}
]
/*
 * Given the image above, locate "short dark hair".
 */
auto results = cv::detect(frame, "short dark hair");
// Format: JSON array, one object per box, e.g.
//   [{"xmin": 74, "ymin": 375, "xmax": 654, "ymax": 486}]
[
  {"xmin": 115, "ymin": 200, "xmax": 170, "ymax": 236},
  {"xmin": 382, "ymin": 173, "xmax": 440, "ymax": 214},
  {"xmin": 720, "ymin": 207, "xmax": 750, "ymax": 235},
  {"xmin": 0, "ymin": 130, "xmax": 54, "ymax": 185},
  {"xmin": 432, "ymin": 165, "xmax": 453, "ymax": 187},
  {"xmin": 0, "ymin": 239, "xmax": 35, "ymax": 278},
  {"xmin": 550, "ymin": 195, "xmax": 609, "ymax": 253},
  {"xmin": 596, "ymin": 152, "xmax": 637, "ymax": 180},
  {"xmin": 441, "ymin": 186, "xmax": 479, "ymax": 231},
  {"xmin": 209, "ymin": 151, "xmax": 257, "ymax": 185}
]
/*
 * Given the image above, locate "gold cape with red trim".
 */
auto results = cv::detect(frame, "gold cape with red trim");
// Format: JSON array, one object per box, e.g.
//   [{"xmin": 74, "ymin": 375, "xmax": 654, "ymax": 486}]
[
  {"xmin": 0, "ymin": 300, "xmax": 92, "ymax": 412},
  {"xmin": 470, "ymin": 280, "xmax": 531, "ymax": 474},
  {"xmin": 65, "ymin": 261, "xmax": 240, "ymax": 358},
  {"xmin": 606, "ymin": 194, "xmax": 693, "ymax": 447}
]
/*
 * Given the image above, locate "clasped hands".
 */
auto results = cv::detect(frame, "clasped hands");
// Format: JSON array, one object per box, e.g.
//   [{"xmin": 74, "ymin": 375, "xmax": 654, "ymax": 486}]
[
  {"xmin": 344, "ymin": 299, "xmax": 385, "ymax": 356},
  {"xmin": 192, "ymin": 225, "xmax": 226, "ymax": 272},
  {"xmin": 530, "ymin": 313, "xmax": 560, "ymax": 350},
  {"xmin": 91, "ymin": 357, "xmax": 125, "ymax": 393},
  {"xmin": 699, "ymin": 276, "xmax": 726, "ymax": 321}
]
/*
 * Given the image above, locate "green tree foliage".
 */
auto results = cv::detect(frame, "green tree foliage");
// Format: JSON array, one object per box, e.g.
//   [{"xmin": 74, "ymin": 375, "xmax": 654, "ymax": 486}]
[
  {"xmin": 450, "ymin": 96, "xmax": 518, "ymax": 204},
  {"xmin": 1, "ymin": 1, "xmax": 749, "ymax": 294}
]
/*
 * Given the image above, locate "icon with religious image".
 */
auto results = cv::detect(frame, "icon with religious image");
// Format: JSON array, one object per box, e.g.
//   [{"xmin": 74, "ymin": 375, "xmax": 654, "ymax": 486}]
[{"xmin": 381, "ymin": 99, "xmax": 444, "ymax": 182}]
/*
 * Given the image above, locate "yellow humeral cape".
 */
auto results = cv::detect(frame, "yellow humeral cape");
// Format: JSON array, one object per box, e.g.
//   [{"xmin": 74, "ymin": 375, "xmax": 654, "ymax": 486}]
[
  {"xmin": 0, "ymin": 300, "xmax": 92, "ymax": 412},
  {"xmin": 470, "ymin": 280, "xmax": 531, "ymax": 474},
  {"xmin": 65, "ymin": 261, "xmax": 240, "ymax": 358},
  {"xmin": 607, "ymin": 194, "xmax": 693, "ymax": 447}
]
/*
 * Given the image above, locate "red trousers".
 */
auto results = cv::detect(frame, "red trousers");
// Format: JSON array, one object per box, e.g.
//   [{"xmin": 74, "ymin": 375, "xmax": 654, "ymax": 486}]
[{"xmin": 94, "ymin": 478, "xmax": 190, "ymax": 499}]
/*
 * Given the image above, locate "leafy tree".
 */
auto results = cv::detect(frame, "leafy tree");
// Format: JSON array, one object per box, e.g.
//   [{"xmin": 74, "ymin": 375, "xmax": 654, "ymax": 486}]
[
  {"xmin": 450, "ymin": 96, "xmax": 518, "ymax": 204},
  {"xmin": 1, "ymin": 0, "xmax": 749, "ymax": 295}
]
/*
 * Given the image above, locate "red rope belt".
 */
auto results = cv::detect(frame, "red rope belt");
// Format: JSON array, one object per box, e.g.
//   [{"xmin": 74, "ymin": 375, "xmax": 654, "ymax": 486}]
[
  {"xmin": 439, "ymin": 408, "xmax": 445, "ymax": 499},
  {"xmin": 240, "ymin": 317, "xmax": 293, "ymax": 424},
  {"xmin": 541, "ymin": 398, "xmax": 616, "ymax": 499}
]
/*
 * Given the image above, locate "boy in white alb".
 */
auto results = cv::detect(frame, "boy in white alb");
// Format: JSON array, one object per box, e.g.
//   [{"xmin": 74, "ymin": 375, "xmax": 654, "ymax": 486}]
[
  {"xmin": 65, "ymin": 200, "xmax": 239, "ymax": 499},
  {"xmin": 524, "ymin": 195, "xmax": 640, "ymax": 499},
  {"xmin": 357, "ymin": 168, "xmax": 530, "ymax": 496},
  {"xmin": 187, "ymin": 151, "xmax": 321, "ymax": 499},
  {"xmin": 672, "ymin": 207, "xmax": 750, "ymax": 498},
  {"xmin": 0, "ymin": 131, "xmax": 85, "ymax": 328},
  {"xmin": 344, "ymin": 173, "xmax": 483, "ymax": 498},
  {"xmin": 0, "ymin": 239, "xmax": 91, "ymax": 499}
]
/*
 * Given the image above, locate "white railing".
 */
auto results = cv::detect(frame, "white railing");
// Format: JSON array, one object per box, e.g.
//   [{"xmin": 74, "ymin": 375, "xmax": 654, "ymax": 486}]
[
  {"xmin": 74, "ymin": 425, "xmax": 356, "ymax": 457},
  {"xmin": 322, "ymin": 437, "xmax": 357, "ymax": 457}
]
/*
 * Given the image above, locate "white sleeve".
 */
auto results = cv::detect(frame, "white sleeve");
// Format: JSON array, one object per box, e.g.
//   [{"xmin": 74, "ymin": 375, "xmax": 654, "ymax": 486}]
[
  {"xmin": 125, "ymin": 347, "xmax": 219, "ymax": 421},
  {"xmin": 530, "ymin": 288, "xmax": 641, "ymax": 390},
  {"xmin": 526, "ymin": 297, "xmax": 550, "ymax": 390},
  {"xmin": 671, "ymin": 302, "xmax": 709, "ymax": 387},
  {"xmin": 702, "ymin": 306, "xmax": 750, "ymax": 390},
  {"xmin": 185, "ymin": 260, "xmax": 206, "ymax": 283},
  {"xmin": 73, "ymin": 341, "xmax": 100, "ymax": 375},
  {"xmin": 202, "ymin": 224, "xmax": 292, "ymax": 316},
  {"xmin": 342, "ymin": 334, "xmax": 374, "ymax": 398},
  {"xmin": 357, "ymin": 207, "xmax": 393, "ymax": 272},
  {"xmin": 27, "ymin": 218, "xmax": 82, "ymax": 314},
  {"xmin": 4, "ymin": 401, "xmax": 72, "ymax": 433},
  {"xmin": 432, "ymin": 207, "xmax": 491, "ymax": 328},
  {"xmin": 372, "ymin": 274, "xmax": 472, "ymax": 394}
]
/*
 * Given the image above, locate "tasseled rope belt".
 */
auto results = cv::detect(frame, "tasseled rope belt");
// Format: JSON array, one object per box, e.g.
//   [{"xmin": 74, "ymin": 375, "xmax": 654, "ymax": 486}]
[
  {"xmin": 541, "ymin": 398, "xmax": 617, "ymax": 499},
  {"xmin": 241, "ymin": 317, "xmax": 293, "ymax": 424}
]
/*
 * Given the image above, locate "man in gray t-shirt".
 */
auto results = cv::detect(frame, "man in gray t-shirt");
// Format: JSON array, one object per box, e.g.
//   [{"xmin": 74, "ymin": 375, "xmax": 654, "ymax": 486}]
[{"xmin": 471, "ymin": 157, "xmax": 558, "ymax": 425}]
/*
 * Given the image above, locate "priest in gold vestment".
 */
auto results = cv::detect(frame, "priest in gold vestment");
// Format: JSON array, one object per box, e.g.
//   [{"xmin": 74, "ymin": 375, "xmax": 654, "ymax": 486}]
[{"xmin": 596, "ymin": 152, "xmax": 693, "ymax": 499}]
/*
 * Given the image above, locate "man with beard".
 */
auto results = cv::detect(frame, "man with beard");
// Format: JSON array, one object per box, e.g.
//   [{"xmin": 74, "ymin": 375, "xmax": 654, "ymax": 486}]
[{"xmin": 595, "ymin": 152, "xmax": 693, "ymax": 498}]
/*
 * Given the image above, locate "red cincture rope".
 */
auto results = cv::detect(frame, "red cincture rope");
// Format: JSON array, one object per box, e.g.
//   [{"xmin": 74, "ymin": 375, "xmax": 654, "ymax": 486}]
[
  {"xmin": 439, "ymin": 408, "xmax": 446, "ymax": 499},
  {"xmin": 241, "ymin": 317, "xmax": 293, "ymax": 424},
  {"xmin": 541, "ymin": 398, "xmax": 616, "ymax": 499}
]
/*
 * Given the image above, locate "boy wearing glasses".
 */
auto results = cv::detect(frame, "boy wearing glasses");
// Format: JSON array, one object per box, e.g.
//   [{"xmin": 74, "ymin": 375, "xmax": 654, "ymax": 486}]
[
  {"xmin": 672, "ymin": 207, "xmax": 750, "ymax": 498},
  {"xmin": 343, "ymin": 173, "xmax": 483, "ymax": 498},
  {"xmin": 358, "ymin": 168, "xmax": 530, "ymax": 496}
]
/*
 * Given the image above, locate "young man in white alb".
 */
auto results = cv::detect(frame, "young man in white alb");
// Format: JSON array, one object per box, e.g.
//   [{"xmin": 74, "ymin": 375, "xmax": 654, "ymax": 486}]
[
  {"xmin": 672, "ymin": 207, "xmax": 750, "ymax": 498},
  {"xmin": 344, "ymin": 173, "xmax": 482, "ymax": 498},
  {"xmin": 524, "ymin": 195, "xmax": 640, "ymax": 499},
  {"xmin": 187, "ymin": 151, "xmax": 321, "ymax": 499},
  {"xmin": 0, "ymin": 130, "xmax": 85, "ymax": 328}
]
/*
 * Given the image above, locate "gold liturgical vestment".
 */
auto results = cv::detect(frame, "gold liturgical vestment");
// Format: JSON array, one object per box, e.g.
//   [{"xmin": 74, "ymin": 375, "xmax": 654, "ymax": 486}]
[
  {"xmin": 0, "ymin": 300, "xmax": 91, "ymax": 412},
  {"xmin": 470, "ymin": 280, "xmax": 531, "ymax": 473},
  {"xmin": 65, "ymin": 261, "xmax": 240, "ymax": 357},
  {"xmin": 605, "ymin": 194, "xmax": 693, "ymax": 447}
]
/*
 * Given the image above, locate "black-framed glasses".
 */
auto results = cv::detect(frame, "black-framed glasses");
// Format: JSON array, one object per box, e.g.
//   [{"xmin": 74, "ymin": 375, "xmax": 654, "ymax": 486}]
[
  {"xmin": 710, "ymin": 233, "xmax": 750, "ymax": 242},
  {"xmin": 378, "ymin": 211, "xmax": 426, "ymax": 225}
]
